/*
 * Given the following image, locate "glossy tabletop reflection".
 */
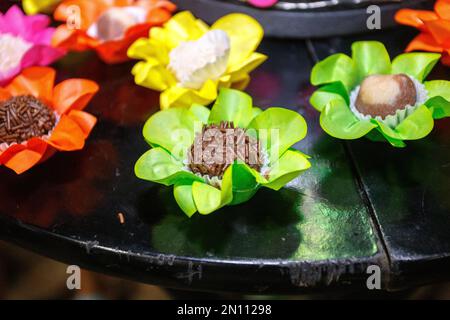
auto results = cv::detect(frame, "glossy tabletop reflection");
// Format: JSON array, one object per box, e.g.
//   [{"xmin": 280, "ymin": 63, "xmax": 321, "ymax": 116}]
[
  {"xmin": 310, "ymin": 28, "xmax": 450, "ymax": 291},
  {"xmin": 0, "ymin": 26, "xmax": 448, "ymax": 293}
]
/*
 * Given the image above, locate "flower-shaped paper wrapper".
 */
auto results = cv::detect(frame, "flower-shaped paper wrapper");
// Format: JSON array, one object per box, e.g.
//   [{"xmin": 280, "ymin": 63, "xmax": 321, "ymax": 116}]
[
  {"xmin": 127, "ymin": 11, "xmax": 267, "ymax": 109},
  {"xmin": 52, "ymin": 0, "xmax": 176, "ymax": 64},
  {"xmin": 309, "ymin": 41, "xmax": 450, "ymax": 148},
  {"xmin": 22, "ymin": 0, "xmax": 62, "ymax": 14},
  {"xmin": 248, "ymin": 0, "xmax": 278, "ymax": 8},
  {"xmin": 0, "ymin": 66, "xmax": 99, "ymax": 174},
  {"xmin": 0, "ymin": 5, "xmax": 65, "ymax": 85},
  {"xmin": 135, "ymin": 88, "xmax": 311, "ymax": 217},
  {"xmin": 395, "ymin": 0, "xmax": 450, "ymax": 66}
]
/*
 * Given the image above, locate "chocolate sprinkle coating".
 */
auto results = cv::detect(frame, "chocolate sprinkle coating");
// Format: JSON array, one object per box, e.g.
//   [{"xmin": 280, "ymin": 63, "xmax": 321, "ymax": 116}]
[
  {"xmin": 0, "ymin": 95, "xmax": 56, "ymax": 145},
  {"xmin": 188, "ymin": 121, "xmax": 262, "ymax": 179}
]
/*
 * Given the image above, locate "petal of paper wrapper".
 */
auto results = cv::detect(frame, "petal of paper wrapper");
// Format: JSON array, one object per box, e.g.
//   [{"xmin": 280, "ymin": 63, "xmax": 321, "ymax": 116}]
[
  {"xmin": 211, "ymin": 13, "xmax": 264, "ymax": 69},
  {"xmin": 191, "ymin": 166, "xmax": 233, "ymax": 215},
  {"xmin": 425, "ymin": 96, "xmax": 450, "ymax": 119},
  {"xmin": 135, "ymin": 88, "xmax": 310, "ymax": 216},
  {"xmin": 96, "ymin": 23, "xmax": 170, "ymax": 64},
  {"xmin": 394, "ymin": 9, "xmax": 438, "ymax": 29},
  {"xmin": 406, "ymin": 33, "xmax": 445, "ymax": 53},
  {"xmin": 54, "ymin": 0, "xmax": 108, "ymax": 30},
  {"xmin": 248, "ymin": 0, "xmax": 278, "ymax": 8},
  {"xmin": 173, "ymin": 184, "xmax": 197, "ymax": 217},
  {"xmin": 51, "ymin": 27, "xmax": 95, "ymax": 52},
  {"xmin": 425, "ymin": 80, "xmax": 450, "ymax": 119},
  {"xmin": 174, "ymin": 164, "xmax": 236, "ymax": 216},
  {"xmin": 391, "ymin": 52, "xmax": 440, "ymax": 82},
  {"xmin": 425, "ymin": 19, "xmax": 450, "ymax": 46},
  {"xmin": 20, "ymin": 44, "xmax": 65, "ymax": 71},
  {"xmin": 237, "ymin": 149, "xmax": 311, "ymax": 192},
  {"xmin": 231, "ymin": 74, "xmax": 251, "ymax": 92},
  {"xmin": 142, "ymin": 107, "xmax": 199, "ymax": 159},
  {"xmin": 208, "ymin": 88, "xmax": 253, "ymax": 128},
  {"xmin": 247, "ymin": 107, "xmax": 308, "ymax": 163},
  {"xmin": 227, "ymin": 52, "xmax": 267, "ymax": 77},
  {"xmin": 128, "ymin": 38, "xmax": 171, "ymax": 62},
  {"xmin": 310, "ymin": 82, "xmax": 349, "ymax": 112},
  {"xmin": 2, "ymin": 138, "xmax": 48, "ymax": 174},
  {"xmin": 159, "ymin": 79, "xmax": 219, "ymax": 110},
  {"xmin": 52, "ymin": 0, "xmax": 176, "ymax": 64},
  {"xmin": 229, "ymin": 164, "xmax": 258, "ymax": 205},
  {"xmin": 0, "ymin": 6, "xmax": 65, "ymax": 85},
  {"xmin": 251, "ymin": 107, "xmax": 263, "ymax": 119},
  {"xmin": 154, "ymin": 11, "xmax": 208, "ymax": 48},
  {"xmin": 192, "ymin": 181, "xmax": 223, "ymax": 215},
  {"xmin": 436, "ymin": 0, "xmax": 450, "ymax": 20},
  {"xmin": 310, "ymin": 54, "xmax": 356, "ymax": 92},
  {"xmin": 351, "ymin": 41, "xmax": 391, "ymax": 83},
  {"xmin": 395, "ymin": 0, "xmax": 450, "ymax": 66},
  {"xmin": 131, "ymin": 60, "xmax": 175, "ymax": 91},
  {"xmin": 390, "ymin": 105, "xmax": 434, "ymax": 139},
  {"xmin": 46, "ymin": 115, "xmax": 87, "ymax": 151},
  {"xmin": 425, "ymin": 80, "xmax": 450, "ymax": 101},
  {"xmin": 373, "ymin": 105, "xmax": 434, "ymax": 142},
  {"xmin": 46, "ymin": 110, "xmax": 96, "ymax": 151},
  {"xmin": 134, "ymin": 147, "xmax": 201, "ymax": 186},
  {"xmin": 127, "ymin": 11, "xmax": 267, "ymax": 109},
  {"xmin": 0, "ymin": 67, "xmax": 98, "ymax": 174},
  {"xmin": 52, "ymin": 79, "xmax": 100, "ymax": 114},
  {"xmin": 369, "ymin": 128, "xmax": 406, "ymax": 148},
  {"xmin": 6, "ymin": 67, "xmax": 56, "ymax": 104},
  {"xmin": 0, "ymin": 5, "xmax": 42, "ymax": 36},
  {"xmin": 320, "ymin": 99, "xmax": 377, "ymax": 140},
  {"xmin": 310, "ymin": 41, "xmax": 450, "ymax": 147},
  {"xmin": 0, "ymin": 88, "xmax": 11, "ymax": 101},
  {"xmin": 259, "ymin": 150, "xmax": 311, "ymax": 191},
  {"xmin": 189, "ymin": 104, "xmax": 210, "ymax": 124},
  {"xmin": 23, "ymin": 0, "xmax": 62, "ymax": 15},
  {"xmin": 67, "ymin": 110, "xmax": 97, "ymax": 136}
]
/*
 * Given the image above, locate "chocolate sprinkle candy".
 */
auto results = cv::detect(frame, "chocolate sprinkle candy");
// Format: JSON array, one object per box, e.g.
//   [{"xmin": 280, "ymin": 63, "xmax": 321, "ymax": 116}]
[
  {"xmin": 188, "ymin": 121, "xmax": 262, "ymax": 179},
  {"xmin": 0, "ymin": 95, "xmax": 56, "ymax": 145}
]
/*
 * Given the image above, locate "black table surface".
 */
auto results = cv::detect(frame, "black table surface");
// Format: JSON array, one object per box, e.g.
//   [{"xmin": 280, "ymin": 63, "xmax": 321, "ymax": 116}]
[{"xmin": 0, "ymin": 23, "xmax": 449, "ymax": 294}]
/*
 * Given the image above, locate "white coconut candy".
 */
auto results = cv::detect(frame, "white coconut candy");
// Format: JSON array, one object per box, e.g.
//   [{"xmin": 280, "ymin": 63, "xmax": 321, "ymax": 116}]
[
  {"xmin": 349, "ymin": 75, "xmax": 428, "ymax": 128},
  {"xmin": 168, "ymin": 30, "xmax": 230, "ymax": 90},
  {"xmin": 87, "ymin": 6, "xmax": 147, "ymax": 42},
  {"xmin": 0, "ymin": 34, "xmax": 32, "ymax": 73}
]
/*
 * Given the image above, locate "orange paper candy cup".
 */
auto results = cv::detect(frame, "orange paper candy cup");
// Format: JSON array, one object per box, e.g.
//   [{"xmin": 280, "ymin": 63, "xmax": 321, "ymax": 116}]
[
  {"xmin": 396, "ymin": 0, "xmax": 450, "ymax": 66},
  {"xmin": 52, "ymin": 0, "xmax": 176, "ymax": 64},
  {"xmin": 0, "ymin": 67, "xmax": 99, "ymax": 174}
]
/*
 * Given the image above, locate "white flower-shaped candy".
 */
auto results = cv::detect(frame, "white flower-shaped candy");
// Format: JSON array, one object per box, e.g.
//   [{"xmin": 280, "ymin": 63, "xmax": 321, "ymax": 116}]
[
  {"xmin": 0, "ymin": 34, "xmax": 31, "ymax": 73},
  {"xmin": 168, "ymin": 30, "xmax": 231, "ymax": 89},
  {"xmin": 87, "ymin": 6, "xmax": 147, "ymax": 42}
]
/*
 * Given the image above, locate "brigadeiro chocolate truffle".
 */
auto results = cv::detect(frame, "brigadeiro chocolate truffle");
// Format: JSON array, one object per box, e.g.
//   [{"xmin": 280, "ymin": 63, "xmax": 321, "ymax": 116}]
[
  {"xmin": 187, "ymin": 121, "xmax": 263, "ymax": 188},
  {"xmin": 0, "ymin": 95, "xmax": 56, "ymax": 147},
  {"xmin": 355, "ymin": 74, "xmax": 417, "ymax": 119}
]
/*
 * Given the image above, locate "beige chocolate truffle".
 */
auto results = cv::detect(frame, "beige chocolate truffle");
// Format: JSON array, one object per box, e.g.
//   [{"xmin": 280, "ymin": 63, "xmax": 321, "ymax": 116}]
[
  {"xmin": 96, "ymin": 8, "xmax": 137, "ymax": 42},
  {"xmin": 355, "ymin": 74, "xmax": 417, "ymax": 119}
]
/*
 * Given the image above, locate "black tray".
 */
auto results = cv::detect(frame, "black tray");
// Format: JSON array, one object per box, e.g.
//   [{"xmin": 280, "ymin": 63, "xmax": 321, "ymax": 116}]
[
  {"xmin": 173, "ymin": 0, "xmax": 429, "ymax": 38},
  {"xmin": 1, "ymin": 25, "xmax": 449, "ymax": 294}
]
